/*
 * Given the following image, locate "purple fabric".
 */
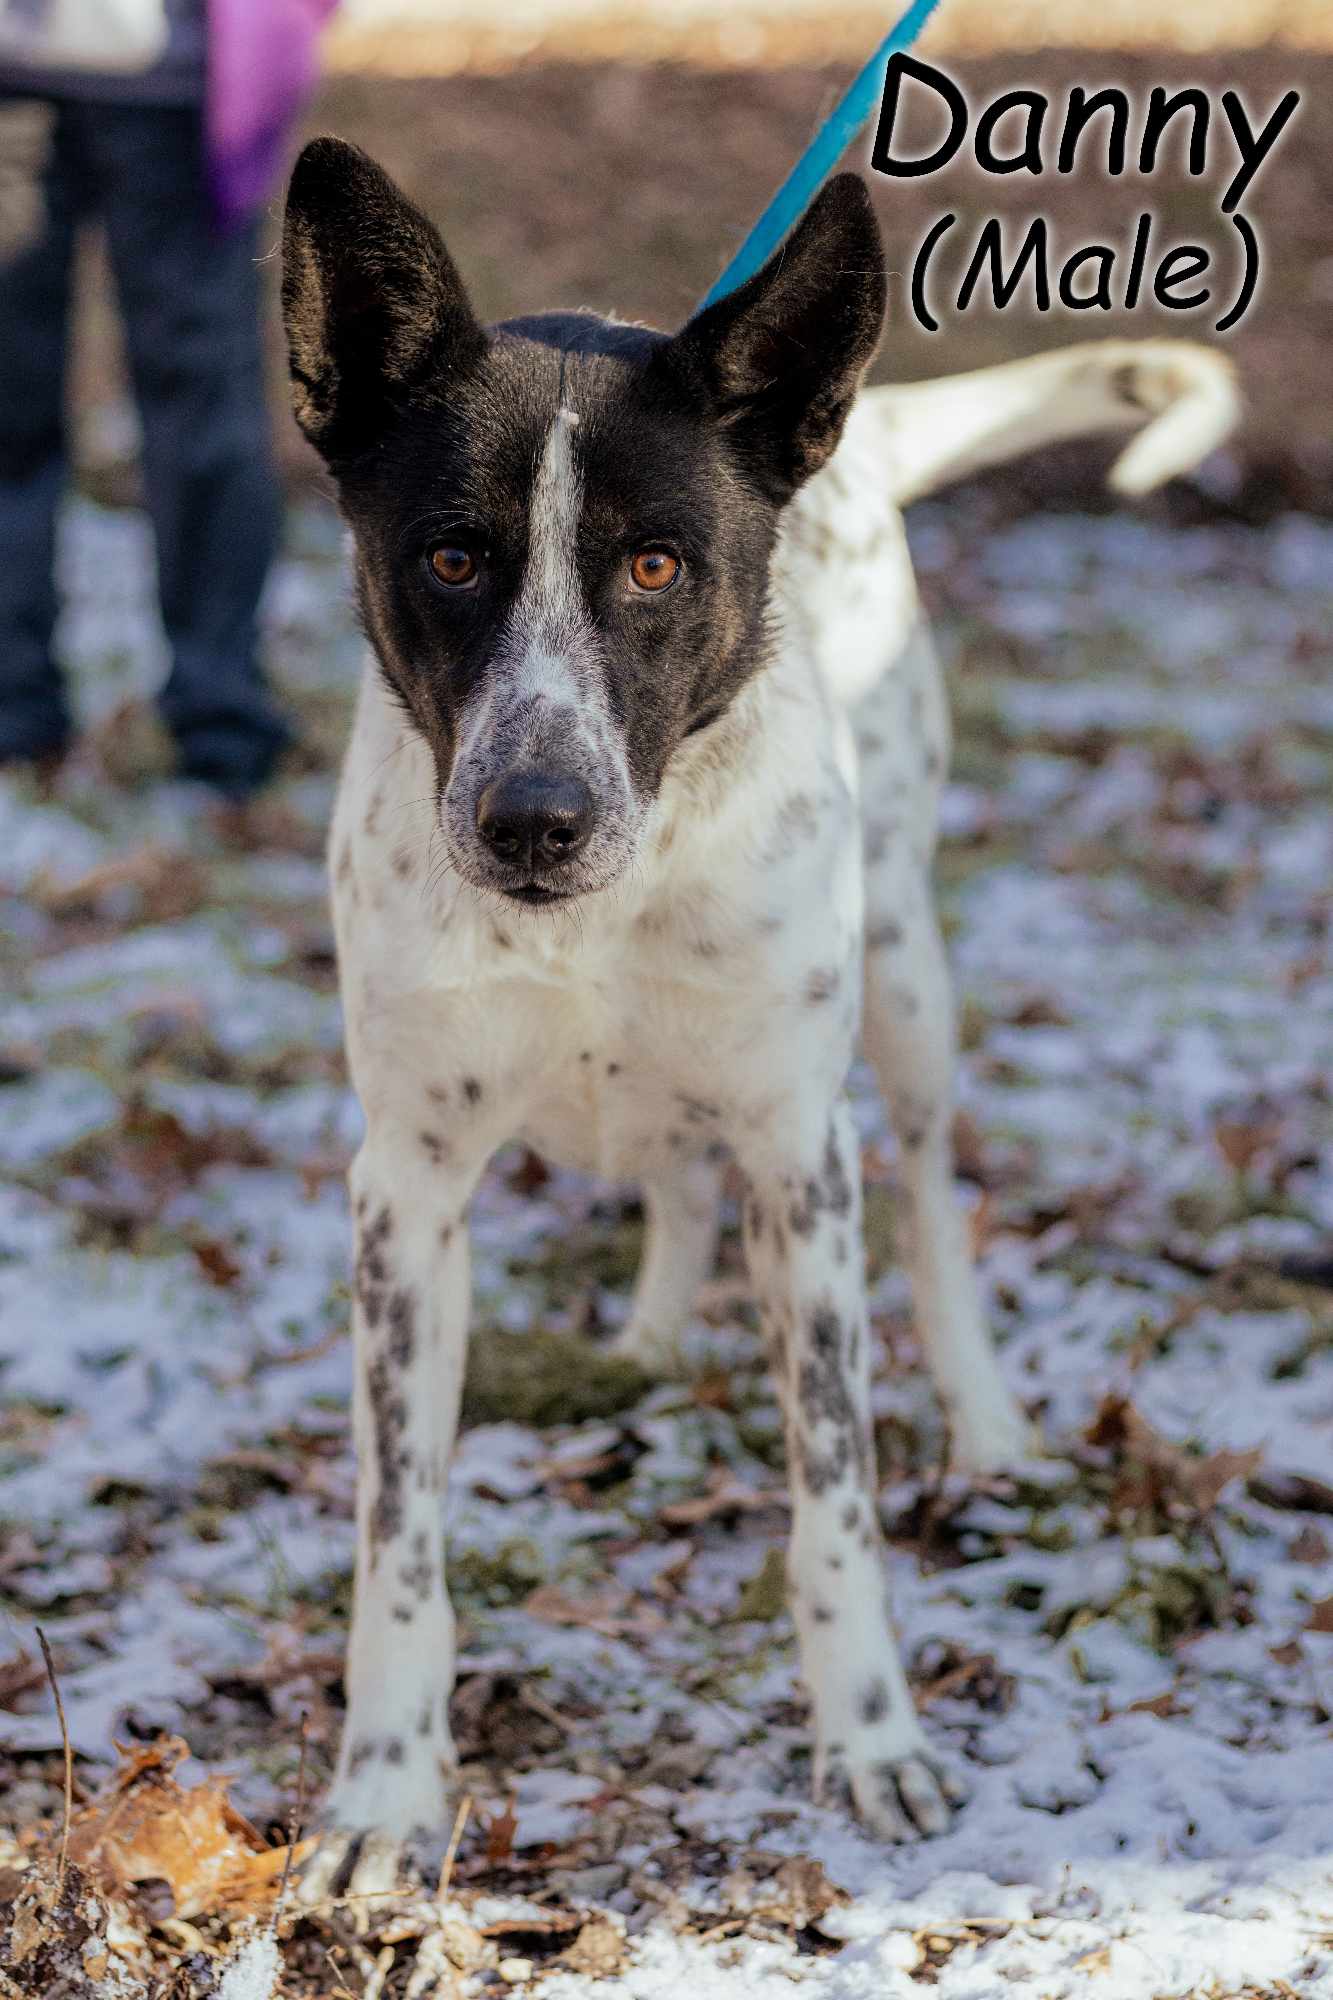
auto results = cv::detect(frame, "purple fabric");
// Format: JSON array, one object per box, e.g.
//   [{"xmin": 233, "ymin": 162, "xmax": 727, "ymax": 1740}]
[{"xmin": 205, "ymin": 0, "xmax": 338, "ymax": 230}]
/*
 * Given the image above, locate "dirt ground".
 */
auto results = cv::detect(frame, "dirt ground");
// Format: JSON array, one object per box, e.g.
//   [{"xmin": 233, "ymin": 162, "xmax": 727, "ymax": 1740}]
[{"xmin": 65, "ymin": 48, "xmax": 1333, "ymax": 517}]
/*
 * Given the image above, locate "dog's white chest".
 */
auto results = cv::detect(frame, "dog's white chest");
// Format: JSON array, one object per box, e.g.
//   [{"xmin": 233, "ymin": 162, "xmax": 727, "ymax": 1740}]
[{"xmin": 486, "ymin": 940, "xmax": 770, "ymax": 1182}]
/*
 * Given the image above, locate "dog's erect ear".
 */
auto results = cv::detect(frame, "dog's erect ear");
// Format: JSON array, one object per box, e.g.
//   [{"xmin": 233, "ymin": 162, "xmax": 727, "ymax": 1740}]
[
  {"xmin": 282, "ymin": 137, "xmax": 486, "ymax": 465},
  {"xmin": 667, "ymin": 174, "xmax": 886, "ymax": 502}
]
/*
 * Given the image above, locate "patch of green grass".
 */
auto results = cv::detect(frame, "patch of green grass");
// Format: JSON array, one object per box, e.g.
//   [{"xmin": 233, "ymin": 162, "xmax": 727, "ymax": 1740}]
[
  {"xmin": 862, "ymin": 1183, "xmax": 897, "ymax": 1280},
  {"xmin": 452, "ymin": 1536, "xmax": 546, "ymax": 1610},
  {"xmin": 1113, "ymin": 1557, "xmax": 1234, "ymax": 1653},
  {"xmin": 934, "ymin": 832, "xmax": 1027, "ymax": 896},
  {"xmin": 734, "ymin": 1546, "xmax": 787, "ymax": 1623},
  {"xmin": 462, "ymin": 1325, "xmax": 650, "ymax": 1429},
  {"xmin": 289, "ymin": 1563, "xmax": 354, "ymax": 1631},
  {"xmin": 947, "ymin": 679, "xmax": 1014, "ymax": 789},
  {"xmin": 508, "ymin": 1214, "xmax": 644, "ymax": 1308}
]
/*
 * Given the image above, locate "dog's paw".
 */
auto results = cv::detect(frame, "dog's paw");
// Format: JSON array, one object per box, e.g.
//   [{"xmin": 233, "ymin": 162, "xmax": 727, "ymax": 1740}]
[
  {"xmin": 297, "ymin": 1825, "xmax": 408, "ymax": 1907},
  {"xmin": 948, "ymin": 1399, "xmax": 1040, "ymax": 1477},
  {"xmin": 296, "ymin": 1754, "xmax": 458, "ymax": 1907},
  {"xmin": 820, "ymin": 1738, "xmax": 967, "ymax": 1843},
  {"xmin": 607, "ymin": 1319, "xmax": 686, "ymax": 1376}
]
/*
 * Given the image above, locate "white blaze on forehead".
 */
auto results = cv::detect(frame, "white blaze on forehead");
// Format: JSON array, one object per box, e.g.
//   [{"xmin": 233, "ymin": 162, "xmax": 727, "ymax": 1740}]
[
  {"xmin": 517, "ymin": 402, "xmax": 585, "ymax": 661},
  {"xmin": 473, "ymin": 388, "xmax": 628, "ymax": 800}
]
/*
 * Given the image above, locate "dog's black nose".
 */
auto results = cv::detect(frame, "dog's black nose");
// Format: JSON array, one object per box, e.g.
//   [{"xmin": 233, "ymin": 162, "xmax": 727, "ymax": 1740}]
[{"xmin": 476, "ymin": 770, "xmax": 595, "ymax": 869}]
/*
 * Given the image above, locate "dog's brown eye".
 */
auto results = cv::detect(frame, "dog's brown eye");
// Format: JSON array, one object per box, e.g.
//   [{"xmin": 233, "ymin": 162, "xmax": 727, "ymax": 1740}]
[
  {"xmin": 629, "ymin": 548, "xmax": 679, "ymax": 593},
  {"xmin": 429, "ymin": 545, "xmax": 477, "ymax": 588}
]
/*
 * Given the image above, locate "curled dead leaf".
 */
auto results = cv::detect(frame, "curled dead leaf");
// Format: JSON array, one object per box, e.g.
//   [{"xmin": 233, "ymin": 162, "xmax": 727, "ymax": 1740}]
[
  {"xmin": 30, "ymin": 844, "xmax": 206, "ymax": 924},
  {"xmin": 916, "ymin": 1648, "xmax": 1017, "ymax": 1715},
  {"xmin": 522, "ymin": 1583, "xmax": 664, "ymax": 1640},
  {"xmin": 483, "ymin": 1799, "xmax": 519, "ymax": 1870},
  {"xmin": 63, "ymin": 1735, "xmax": 309, "ymax": 1921},
  {"xmin": 771, "ymin": 1855, "xmax": 847, "ymax": 1929},
  {"xmin": 658, "ymin": 1467, "xmax": 785, "ymax": 1528},
  {"xmin": 190, "ymin": 1236, "xmax": 245, "ymax": 1290},
  {"xmin": 1123, "ymin": 1690, "xmax": 1180, "ymax": 1719},
  {"xmin": 1213, "ymin": 1109, "xmax": 1284, "ymax": 1176},
  {"xmin": 558, "ymin": 1916, "xmax": 627, "ymax": 1977},
  {"xmin": 1083, "ymin": 1394, "xmax": 1261, "ymax": 1518},
  {"xmin": 0, "ymin": 1648, "xmax": 49, "ymax": 1712}
]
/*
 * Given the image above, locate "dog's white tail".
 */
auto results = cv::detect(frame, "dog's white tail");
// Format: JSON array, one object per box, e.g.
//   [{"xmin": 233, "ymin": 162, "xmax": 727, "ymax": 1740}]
[{"xmin": 864, "ymin": 340, "xmax": 1240, "ymax": 506}]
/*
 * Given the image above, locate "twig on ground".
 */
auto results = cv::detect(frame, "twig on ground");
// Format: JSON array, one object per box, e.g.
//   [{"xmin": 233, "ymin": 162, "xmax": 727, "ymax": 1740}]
[
  {"xmin": 437, "ymin": 1793, "xmax": 473, "ymax": 1902},
  {"xmin": 519, "ymin": 1684, "xmax": 575, "ymax": 1734},
  {"xmin": 274, "ymin": 1709, "xmax": 311, "ymax": 1927},
  {"xmin": 322, "ymin": 1946, "xmax": 358, "ymax": 1999},
  {"xmin": 362, "ymin": 1942, "xmax": 394, "ymax": 1998},
  {"xmin": 35, "ymin": 1626, "xmax": 72, "ymax": 1898}
]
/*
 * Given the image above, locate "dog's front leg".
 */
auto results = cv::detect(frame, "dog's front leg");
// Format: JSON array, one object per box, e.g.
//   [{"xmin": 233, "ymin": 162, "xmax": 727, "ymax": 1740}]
[
  {"xmin": 301, "ymin": 1127, "xmax": 478, "ymax": 1901},
  {"xmin": 741, "ymin": 1098, "xmax": 963, "ymax": 1840}
]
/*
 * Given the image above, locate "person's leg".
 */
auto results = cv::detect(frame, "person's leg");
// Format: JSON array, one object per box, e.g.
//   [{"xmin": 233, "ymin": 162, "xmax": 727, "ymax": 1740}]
[
  {"xmin": 95, "ymin": 104, "xmax": 290, "ymax": 796},
  {"xmin": 0, "ymin": 100, "xmax": 80, "ymax": 764}
]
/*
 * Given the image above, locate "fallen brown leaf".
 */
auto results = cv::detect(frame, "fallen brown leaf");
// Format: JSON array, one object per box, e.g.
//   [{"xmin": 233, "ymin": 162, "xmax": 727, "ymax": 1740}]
[
  {"xmin": 1187, "ymin": 1445, "xmax": 1265, "ymax": 1514},
  {"xmin": 770, "ymin": 1855, "xmax": 847, "ymax": 1929},
  {"xmin": 558, "ymin": 1916, "xmax": 627, "ymax": 1977},
  {"xmin": 950, "ymin": 1108, "xmax": 990, "ymax": 1183},
  {"xmin": 1290, "ymin": 1525, "xmax": 1331, "ymax": 1565},
  {"xmin": 689, "ymin": 1368, "xmax": 736, "ymax": 1411},
  {"xmin": 522, "ymin": 1583, "xmax": 664, "ymax": 1639},
  {"xmin": 63, "ymin": 1735, "xmax": 308, "ymax": 1921},
  {"xmin": 658, "ymin": 1467, "xmax": 785, "ymax": 1528},
  {"xmin": 967, "ymin": 1188, "xmax": 997, "ymax": 1259},
  {"xmin": 916, "ymin": 1649, "xmax": 1017, "ymax": 1715},
  {"xmin": 1213, "ymin": 1108, "xmax": 1284, "ymax": 1176},
  {"xmin": 190, "ymin": 1236, "xmax": 245, "ymax": 1290},
  {"xmin": 483, "ymin": 1798, "xmax": 519, "ymax": 1871},
  {"xmin": 1124, "ymin": 1690, "xmax": 1180, "ymax": 1718},
  {"xmin": 1084, "ymin": 1394, "xmax": 1261, "ymax": 1518},
  {"xmin": 30, "ymin": 845, "xmax": 205, "ymax": 924},
  {"xmin": 1005, "ymin": 993, "xmax": 1072, "ymax": 1029},
  {"xmin": 0, "ymin": 1649, "xmax": 48, "ymax": 1712}
]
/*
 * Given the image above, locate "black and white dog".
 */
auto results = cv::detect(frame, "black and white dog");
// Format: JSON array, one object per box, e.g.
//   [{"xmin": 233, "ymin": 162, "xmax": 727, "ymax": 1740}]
[{"xmin": 282, "ymin": 138, "xmax": 1238, "ymax": 1892}]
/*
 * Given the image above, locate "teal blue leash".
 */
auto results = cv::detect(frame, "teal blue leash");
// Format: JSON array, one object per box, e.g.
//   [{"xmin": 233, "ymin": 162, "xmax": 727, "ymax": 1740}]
[{"xmin": 696, "ymin": 0, "xmax": 943, "ymax": 311}]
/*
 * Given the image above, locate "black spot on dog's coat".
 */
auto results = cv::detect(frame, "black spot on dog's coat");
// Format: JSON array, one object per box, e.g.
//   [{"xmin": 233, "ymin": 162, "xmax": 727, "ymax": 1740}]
[
  {"xmin": 387, "ymin": 1287, "xmax": 416, "ymax": 1366},
  {"xmin": 867, "ymin": 918, "xmax": 903, "ymax": 952},
  {"xmin": 860, "ymin": 1677, "xmax": 892, "ymax": 1724},
  {"xmin": 355, "ymin": 1203, "xmax": 394, "ymax": 1328},
  {"xmin": 367, "ymin": 1353, "xmax": 409, "ymax": 1548}
]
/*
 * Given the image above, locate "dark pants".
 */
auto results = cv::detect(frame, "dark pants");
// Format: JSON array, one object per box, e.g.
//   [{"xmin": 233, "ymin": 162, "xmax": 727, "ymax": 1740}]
[{"xmin": 0, "ymin": 100, "xmax": 289, "ymax": 795}]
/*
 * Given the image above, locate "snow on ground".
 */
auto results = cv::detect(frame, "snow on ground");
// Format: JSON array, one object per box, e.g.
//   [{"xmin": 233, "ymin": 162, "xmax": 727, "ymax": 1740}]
[{"xmin": 2, "ymin": 492, "xmax": 1332, "ymax": 1997}]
